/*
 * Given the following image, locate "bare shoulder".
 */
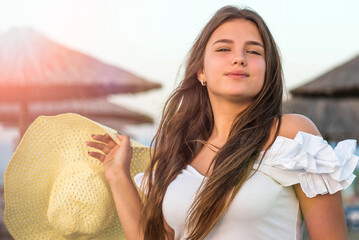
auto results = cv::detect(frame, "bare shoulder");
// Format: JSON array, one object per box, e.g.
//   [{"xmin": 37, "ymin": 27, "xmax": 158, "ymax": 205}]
[{"xmin": 278, "ymin": 114, "xmax": 321, "ymax": 139}]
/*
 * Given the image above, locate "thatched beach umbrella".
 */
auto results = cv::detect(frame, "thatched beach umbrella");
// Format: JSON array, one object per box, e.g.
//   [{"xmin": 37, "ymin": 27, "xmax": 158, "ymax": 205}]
[
  {"xmin": 284, "ymin": 97, "xmax": 359, "ymax": 141},
  {"xmin": 291, "ymin": 55, "xmax": 359, "ymax": 97},
  {"xmin": 0, "ymin": 27, "xmax": 161, "ymax": 137},
  {"xmin": 0, "ymin": 98, "xmax": 154, "ymax": 148},
  {"xmin": 0, "ymin": 98, "xmax": 153, "ymax": 129},
  {"xmin": 284, "ymin": 55, "xmax": 359, "ymax": 141}
]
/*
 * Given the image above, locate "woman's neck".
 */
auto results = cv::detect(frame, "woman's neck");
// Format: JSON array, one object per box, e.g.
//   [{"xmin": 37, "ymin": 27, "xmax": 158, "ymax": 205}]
[{"xmin": 208, "ymin": 98, "xmax": 250, "ymax": 145}]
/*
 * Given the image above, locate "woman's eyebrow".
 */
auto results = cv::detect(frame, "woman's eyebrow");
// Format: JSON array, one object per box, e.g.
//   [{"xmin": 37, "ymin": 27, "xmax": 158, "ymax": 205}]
[
  {"xmin": 245, "ymin": 40, "xmax": 264, "ymax": 48},
  {"xmin": 212, "ymin": 39, "xmax": 264, "ymax": 48},
  {"xmin": 212, "ymin": 39, "xmax": 234, "ymax": 45}
]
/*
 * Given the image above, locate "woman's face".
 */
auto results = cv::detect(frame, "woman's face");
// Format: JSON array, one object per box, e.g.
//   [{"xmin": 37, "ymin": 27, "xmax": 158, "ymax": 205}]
[{"xmin": 198, "ymin": 19, "xmax": 266, "ymax": 103}]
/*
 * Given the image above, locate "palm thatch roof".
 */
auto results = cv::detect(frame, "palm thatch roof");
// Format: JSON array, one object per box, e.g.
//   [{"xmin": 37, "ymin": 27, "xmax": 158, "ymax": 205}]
[
  {"xmin": 283, "ymin": 96, "xmax": 359, "ymax": 141},
  {"xmin": 284, "ymin": 54, "xmax": 359, "ymax": 141},
  {"xmin": 291, "ymin": 55, "xmax": 359, "ymax": 97},
  {"xmin": 0, "ymin": 27, "xmax": 161, "ymax": 102},
  {"xmin": 0, "ymin": 27, "xmax": 161, "ymax": 137},
  {"xmin": 0, "ymin": 98, "xmax": 153, "ymax": 130}
]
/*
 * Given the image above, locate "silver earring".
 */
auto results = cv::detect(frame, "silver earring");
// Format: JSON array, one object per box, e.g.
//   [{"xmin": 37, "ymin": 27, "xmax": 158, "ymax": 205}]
[{"xmin": 201, "ymin": 79, "xmax": 206, "ymax": 86}]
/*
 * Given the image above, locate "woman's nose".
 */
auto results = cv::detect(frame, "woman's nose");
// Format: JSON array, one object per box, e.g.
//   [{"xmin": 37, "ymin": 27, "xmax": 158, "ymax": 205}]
[{"xmin": 232, "ymin": 55, "xmax": 247, "ymax": 66}]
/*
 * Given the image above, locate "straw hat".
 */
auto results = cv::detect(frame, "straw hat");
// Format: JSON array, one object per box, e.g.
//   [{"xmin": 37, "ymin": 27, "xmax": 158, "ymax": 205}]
[{"xmin": 4, "ymin": 113, "xmax": 151, "ymax": 239}]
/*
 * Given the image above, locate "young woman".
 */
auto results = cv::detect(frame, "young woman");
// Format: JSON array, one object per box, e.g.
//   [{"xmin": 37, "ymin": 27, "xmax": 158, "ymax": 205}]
[{"xmin": 87, "ymin": 5, "xmax": 356, "ymax": 240}]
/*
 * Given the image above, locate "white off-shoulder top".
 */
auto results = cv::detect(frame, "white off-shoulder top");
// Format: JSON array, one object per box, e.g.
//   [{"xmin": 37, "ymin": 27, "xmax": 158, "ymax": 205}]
[{"xmin": 134, "ymin": 131, "xmax": 358, "ymax": 240}]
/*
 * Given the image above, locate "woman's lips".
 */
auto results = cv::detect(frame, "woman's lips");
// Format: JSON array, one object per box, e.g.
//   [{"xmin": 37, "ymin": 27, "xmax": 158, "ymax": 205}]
[{"xmin": 226, "ymin": 72, "xmax": 249, "ymax": 79}]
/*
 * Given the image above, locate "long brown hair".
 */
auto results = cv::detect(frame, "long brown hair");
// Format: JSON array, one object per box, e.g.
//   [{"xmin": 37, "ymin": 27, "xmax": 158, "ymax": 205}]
[{"xmin": 141, "ymin": 5, "xmax": 283, "ymax": 240}]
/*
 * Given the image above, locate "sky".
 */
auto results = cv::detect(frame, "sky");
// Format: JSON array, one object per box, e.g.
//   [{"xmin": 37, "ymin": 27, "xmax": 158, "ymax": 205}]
[{"xmin": 0, "ymin": 0, "xmax": 359, "ymax": 148}]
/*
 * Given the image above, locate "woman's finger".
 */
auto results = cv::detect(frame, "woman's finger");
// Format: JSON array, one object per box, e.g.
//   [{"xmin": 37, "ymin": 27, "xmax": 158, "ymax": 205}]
[
  {"xmin": 116, "ymin": 134, "xmax": 131, "ymax": 151},
  {"xmin": 86, "ymin": 140, "xmax": 112, "ymax": 155},
  {"xmin": 91, "ymin": 133, "xmax": 117, "ymax": 148},
  {"xmin": 88, "ymin": 151, "xmax": 107, "ymax": 162}
]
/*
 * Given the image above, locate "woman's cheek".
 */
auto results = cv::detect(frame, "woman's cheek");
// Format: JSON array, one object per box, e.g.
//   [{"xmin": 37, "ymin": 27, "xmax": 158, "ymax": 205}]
[{"xmin": 252, "ymin": 59, "xmax": 266, "ymax": 80}]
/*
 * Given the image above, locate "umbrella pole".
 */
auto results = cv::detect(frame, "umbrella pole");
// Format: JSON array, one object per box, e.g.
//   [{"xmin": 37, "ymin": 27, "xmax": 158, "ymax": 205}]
[{"xmin": 18, "ymin": 100, "xmax": 28, "ymax": 140}]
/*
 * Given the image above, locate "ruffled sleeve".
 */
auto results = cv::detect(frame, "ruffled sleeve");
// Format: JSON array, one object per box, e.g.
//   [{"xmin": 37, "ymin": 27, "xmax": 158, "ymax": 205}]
[{"xmin": 253, "ymin": 131, "xmax": 358, "ymax": 198}]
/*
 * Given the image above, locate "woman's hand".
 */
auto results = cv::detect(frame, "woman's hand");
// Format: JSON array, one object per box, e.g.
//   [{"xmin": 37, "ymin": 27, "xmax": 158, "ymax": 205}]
[
  {"xmin": 86, "ymin": 133, "xmax": 132, "ymax": 184},
  {"xmin": 88, "ymin": 134, "xmax": 145, "ymax": 240}
]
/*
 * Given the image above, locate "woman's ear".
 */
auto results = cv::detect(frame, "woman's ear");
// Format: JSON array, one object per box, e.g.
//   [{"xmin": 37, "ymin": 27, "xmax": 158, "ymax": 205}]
[{"xmin": 197, "ymin": 68, "xmax": 205, "ymax": 83}]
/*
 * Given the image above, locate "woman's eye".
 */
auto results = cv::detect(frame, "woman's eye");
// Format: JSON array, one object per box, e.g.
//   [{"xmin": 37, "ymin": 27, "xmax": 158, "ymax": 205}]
[
  {"xmin": 216, "ymin": 48, "xmax": 230, "ymax": 52},
  {"xmin": 247, "ymin": 50, "xmax": 261, "ymax": 55}
]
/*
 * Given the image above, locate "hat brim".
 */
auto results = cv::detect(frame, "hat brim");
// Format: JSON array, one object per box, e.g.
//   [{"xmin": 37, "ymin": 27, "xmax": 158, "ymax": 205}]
[{"xmin": 4, "ymin": 113, "xmax": 151, "ymax": 239}]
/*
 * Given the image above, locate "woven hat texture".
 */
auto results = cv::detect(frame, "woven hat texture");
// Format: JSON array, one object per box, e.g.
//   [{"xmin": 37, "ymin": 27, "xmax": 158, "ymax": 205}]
[{"xmin": 4, "ymin": 113, "xmax": 151, "ymax": 239}]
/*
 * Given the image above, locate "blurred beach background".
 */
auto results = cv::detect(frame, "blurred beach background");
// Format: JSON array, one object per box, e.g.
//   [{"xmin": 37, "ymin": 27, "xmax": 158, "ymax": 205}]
[{"xmin": 0, "ymin": 0, "xmax": 359, "ymax": 238}]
